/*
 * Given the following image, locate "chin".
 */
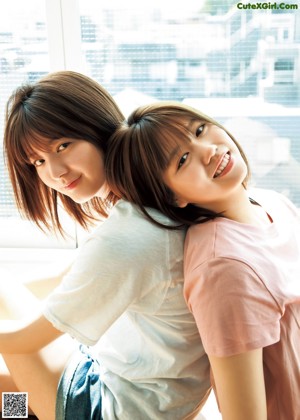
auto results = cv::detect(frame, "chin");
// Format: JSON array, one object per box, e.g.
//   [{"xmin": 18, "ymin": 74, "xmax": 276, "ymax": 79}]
[
  {"xmin": 70, "ymin": 194, "xmax": 95, "ymax": 204},
  {"xmin": 68, "ymin": 186, "xmax": 107, "ymax": 203}
]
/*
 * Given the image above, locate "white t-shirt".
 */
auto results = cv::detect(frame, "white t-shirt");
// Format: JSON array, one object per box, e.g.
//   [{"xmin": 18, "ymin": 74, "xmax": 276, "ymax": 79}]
[
  {"xmin": 44, "ymin": 200, "xmax": 210, "ymax": 420},
  {"xmin": 184, "ymin": 189, "xmax": 300, "ymax": 420}
]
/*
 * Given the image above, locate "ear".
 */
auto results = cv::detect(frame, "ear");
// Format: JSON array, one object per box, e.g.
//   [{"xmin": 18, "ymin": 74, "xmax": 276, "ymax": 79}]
[{"xmin": 176, "ymin": 197, "xmax": 189, "ymax": 208}]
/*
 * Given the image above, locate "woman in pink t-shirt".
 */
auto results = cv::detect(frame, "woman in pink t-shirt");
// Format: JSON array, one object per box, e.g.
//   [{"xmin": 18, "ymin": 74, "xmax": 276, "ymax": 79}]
[{"xmin": 107, "ymin": 102, "xmax": 300, "ymax": 420}]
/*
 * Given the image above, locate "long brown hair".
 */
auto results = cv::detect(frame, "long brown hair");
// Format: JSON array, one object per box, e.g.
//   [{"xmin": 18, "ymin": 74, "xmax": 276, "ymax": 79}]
[
  {"xmin": 106, "ymin": 101, "xmax": 250, "ymax": 229},
  {"xmin": 4, "ymin": 71, "xmax": 124, "ymax": 233}
]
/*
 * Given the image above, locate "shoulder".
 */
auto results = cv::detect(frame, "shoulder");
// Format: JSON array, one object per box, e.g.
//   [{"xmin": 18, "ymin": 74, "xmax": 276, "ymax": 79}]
[
  {"xmin": 186, "ymin": 257, "xmax": 265, "ymax": 298},
  {"xmin": 185, "ymin": 257, "xmax": 281, "ymax": 356},
  {"xmin": 185, "ymin": 220, "xmax": 218, "ymax": 265},
  {"xmin": 84, "ymin": 200, "xmax": 185, "ymax": 263},
  {"xmin": 249, "ymin": 187, "xmax": 285, "ymax": 202},
  {"xmin": 250, "ymin": 187, "xmax": 299, "ymax": 217},
  {"xmin": 185, "ymin": 217, "xmax": 246, "ymax": 265}
]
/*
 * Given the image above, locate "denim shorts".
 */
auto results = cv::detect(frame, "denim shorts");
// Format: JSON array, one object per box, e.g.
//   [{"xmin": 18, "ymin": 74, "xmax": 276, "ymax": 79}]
[{"xmin": 56, "ymin": 345, "xmax": 103, "ymax": 420}]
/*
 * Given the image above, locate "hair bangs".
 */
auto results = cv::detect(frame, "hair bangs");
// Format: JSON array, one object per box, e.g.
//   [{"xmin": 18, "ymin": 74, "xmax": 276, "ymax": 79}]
[
  {"xmin": 123, "ymin": 114, "xmax": 191, "ymax": 211},
  {"xmin": 18, "ymin": 132, "xmax": 53, "ymax": 166},
  {"xmin": 6, "ymin": 106, "xmax": 55, "ymax": 168},
  {"xmin": 136, "ymin": 113, "xmax": 191, "ymax": 175}
]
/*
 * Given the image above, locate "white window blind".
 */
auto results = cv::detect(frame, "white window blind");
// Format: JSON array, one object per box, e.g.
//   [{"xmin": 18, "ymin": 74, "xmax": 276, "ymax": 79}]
[
  {"xmin": 0, "ymin": 0, "xmax": 300, "ymax": 248},
  {"xmin": 0, "ymin": 0, "xmax": 76, "ymax": 248},
  {"xmin": 79, "ymin": 0, "xmax": 300, "ymax": 206},
  {"xmin": 0, "ymin": 0, "xmax": 49, "ymax": 219}
]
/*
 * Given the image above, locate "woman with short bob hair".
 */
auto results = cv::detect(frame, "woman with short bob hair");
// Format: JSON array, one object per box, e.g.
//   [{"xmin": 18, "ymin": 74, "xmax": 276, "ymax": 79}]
[
  {"xmin": 5, "ymin": 70, "xmax": 121, "ymax": 234},
  {"xmin": 106, "ymin": 101, "xmax": 250, "ymax": 229},
  {"xmin": 106, "ymin": 101, "xmax": 300, "ymax": 420}
]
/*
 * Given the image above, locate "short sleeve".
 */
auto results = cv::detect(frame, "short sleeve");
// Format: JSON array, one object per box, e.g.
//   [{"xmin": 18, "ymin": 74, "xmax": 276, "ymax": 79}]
[
  {"xmin": 184, "ymin": 257, "xmax": 281, "ymax": 357},
  {"xmin": 43, "ymin": 206, "xmax": 171, "ymax": 346}
]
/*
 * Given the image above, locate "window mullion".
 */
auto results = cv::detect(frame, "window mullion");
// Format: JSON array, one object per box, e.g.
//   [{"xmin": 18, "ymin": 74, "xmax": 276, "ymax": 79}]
[{"xmin": 45, "ymin": 0, "xmax": 83, "ymax": 71}]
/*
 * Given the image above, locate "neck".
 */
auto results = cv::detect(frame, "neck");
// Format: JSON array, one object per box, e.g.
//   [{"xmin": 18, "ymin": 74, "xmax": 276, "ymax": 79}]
[{"xmin": 221, "ymin": 189, "xmax": 272, "ymax": 226}]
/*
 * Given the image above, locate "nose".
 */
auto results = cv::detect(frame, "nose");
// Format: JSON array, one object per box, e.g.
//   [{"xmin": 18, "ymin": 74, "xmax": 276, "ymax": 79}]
[
  {"xmin": 198, "ymin": 143, "xmax": 218, "ymax": 165},
  {"xmin": 48, "ymin": 156, "xmax": 68, "ymax": 180}
]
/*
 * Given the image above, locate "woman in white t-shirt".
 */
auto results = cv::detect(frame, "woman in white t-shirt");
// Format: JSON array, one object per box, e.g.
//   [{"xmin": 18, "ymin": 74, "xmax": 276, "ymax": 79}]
[
  {"xmin": 2, "ymin": 73, "xmax": 211, "ymax": 419},
  {"xmin": 106, "ymin": 101, "xmax": 300, "ymax": 420}
]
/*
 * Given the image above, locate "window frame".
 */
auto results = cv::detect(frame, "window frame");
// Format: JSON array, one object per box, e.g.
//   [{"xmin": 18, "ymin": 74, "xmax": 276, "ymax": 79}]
[{"xmin": 1, "ymin": 0, "xmax": 83, "ymax": 249}]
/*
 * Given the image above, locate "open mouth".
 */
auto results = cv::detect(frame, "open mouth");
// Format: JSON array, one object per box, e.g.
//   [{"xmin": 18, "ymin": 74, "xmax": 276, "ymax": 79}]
[{"xmin": 214, "ymin": 152, "xmax": 231, "ymax": 178}]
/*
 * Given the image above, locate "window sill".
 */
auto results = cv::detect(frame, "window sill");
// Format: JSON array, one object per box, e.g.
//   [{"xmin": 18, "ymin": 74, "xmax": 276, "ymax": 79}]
[{"xmin": 0, "ymin": 248, "xmax": 77, "ymax": 284}]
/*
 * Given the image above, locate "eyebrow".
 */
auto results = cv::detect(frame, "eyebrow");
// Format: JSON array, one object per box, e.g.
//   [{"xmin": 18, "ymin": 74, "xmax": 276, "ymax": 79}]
[
  {"xmin": 26, "ymin": 137, "xmax": 62, "ymax": 160},
  {"xmin": 27, "ymin": 152, "xmax": 38, "ymax": 160},
  {"xmin": 184, "ymin": 117, "xmax": 199, "ymax": 130},
  {"xmin": 168, "ymin": 145, "xmax": 181, "ymax": 165},
  {"xmin": 164, "ymin": 117, "xmax": 200, "ymax": 167},
  {"xmin": 27, "ymin": 146, "xmax": 50, "ymax": 163}
]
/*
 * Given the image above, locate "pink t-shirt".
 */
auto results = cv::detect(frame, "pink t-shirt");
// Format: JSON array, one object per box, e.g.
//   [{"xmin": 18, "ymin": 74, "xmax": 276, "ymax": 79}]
[{"xmin": 184, "ymin": 189, "xmax": 300, "ymax": 420}]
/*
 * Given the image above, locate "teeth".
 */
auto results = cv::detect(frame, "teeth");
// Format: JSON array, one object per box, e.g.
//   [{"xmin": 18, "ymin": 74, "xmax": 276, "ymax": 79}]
[{"xmin": 214, "ymin": 153, "xmax": 230, "ymax": 177}]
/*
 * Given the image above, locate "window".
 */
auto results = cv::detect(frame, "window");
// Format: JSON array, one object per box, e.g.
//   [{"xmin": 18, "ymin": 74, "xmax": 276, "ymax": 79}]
[
  {"xmin": 0, "ymin": 0, "xmax": 78, "ymax": 248},
  {"xmin": 274, "ymin": 59, "xmax": 294, "ymax": 71},
  {"xmin": 0, "ymin": 1, "xmax": 48, "ymax": 217},
  {"xmin": 1, "ymin": 0, "xmax": 300, "ymax": 249},
  {"xmin": 79, "ymin": 0, "xmax": 300, "ymax": 207}
]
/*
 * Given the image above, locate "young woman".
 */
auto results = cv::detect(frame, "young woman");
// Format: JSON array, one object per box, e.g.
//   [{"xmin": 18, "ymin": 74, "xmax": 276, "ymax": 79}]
[
  {"xmin": 106, "ymin": 102, "xmax": 300, "ymax": 420},
  {"xmin": 2, "ymin": 73, "xmax": 211, "ymax": 420}
]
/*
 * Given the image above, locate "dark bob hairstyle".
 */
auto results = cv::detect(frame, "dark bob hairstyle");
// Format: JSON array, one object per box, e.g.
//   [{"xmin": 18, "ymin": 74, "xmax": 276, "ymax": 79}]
[
  {"xmin": 106, "ymin": 101, "xmax": 250, "ymax": 229},
  {"xmin": 4, "ymin": 71, "xmax": 124, "ymax": 233}
]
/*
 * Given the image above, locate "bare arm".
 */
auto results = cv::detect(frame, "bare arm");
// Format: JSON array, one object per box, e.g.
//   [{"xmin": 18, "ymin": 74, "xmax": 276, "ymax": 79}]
[
  {"xmin": 0, "ymin": 313, "xmax": 63, "ymax": 354},
  {"xmin": 24, "ymin": 264, "xmax": 71, "ymax": 300},
  {"xmin": 0, "ymin": 264, "xmax": 71, "ymax": 320},
  {"xmin": 209, "ymin": 348, "xmax": 267, "ymax": 420}
]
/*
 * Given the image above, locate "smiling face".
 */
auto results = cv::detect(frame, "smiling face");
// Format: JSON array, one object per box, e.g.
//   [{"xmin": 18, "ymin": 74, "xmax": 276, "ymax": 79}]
[
  {"xmin": 29, "ymin": 138, "xmax": 109, "ymax": 203},
  {"xmin": 163, "ymin": 119, "xmax": 248, "ymax": 213}
]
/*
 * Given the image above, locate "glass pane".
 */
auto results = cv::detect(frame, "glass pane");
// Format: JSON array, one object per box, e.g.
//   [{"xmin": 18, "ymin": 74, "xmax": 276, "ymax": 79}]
[
  {"xmin": 0, "ymin": 0, "xmax": 49, "ymax": 218},
  {"xmin": 78, "ymin": 0, "xmax": 300, "ymax": 206},
  {"xmin": 0, "ymin": 1, "xmax": 76, "ymax": 248}
]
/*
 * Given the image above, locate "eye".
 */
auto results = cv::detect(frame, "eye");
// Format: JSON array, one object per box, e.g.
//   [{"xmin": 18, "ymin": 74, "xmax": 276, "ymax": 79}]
[
  {"xmin": 178, "ymin": 153, "xmax": 189, "ymax": 170},
  {"xmin": 196, "ymin": 124, "xmax": 205, "ymax": 137},
  {"xmin": 33, "ymin": 158, "xmax": 45, "ymax": 167},
  {"xmin": 57, "ymin": 142, "xmax": 71, "ymax": 152}
]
